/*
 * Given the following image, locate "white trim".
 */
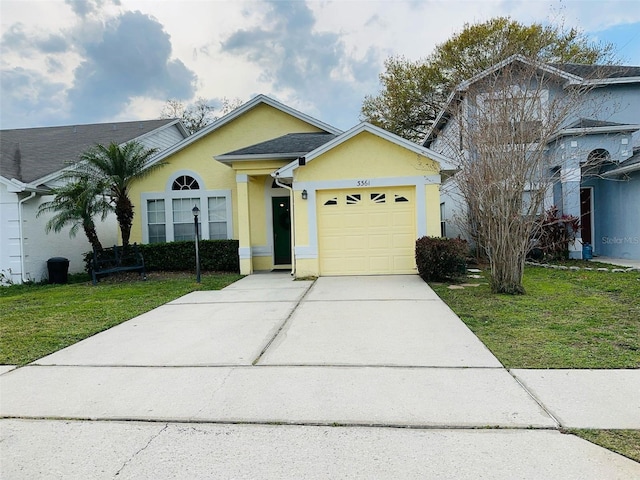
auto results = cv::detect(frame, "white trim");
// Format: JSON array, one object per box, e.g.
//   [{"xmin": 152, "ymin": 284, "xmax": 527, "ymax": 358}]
[
  {"xmin": 238, "ymin": 247, "xmax": 252, "ymax": 260},
  {"xmin": 571, "ymin": 76, "xmax": 640, "ymax": 87},
  {"xmin": 165, "ymin": 170, "xmax": 207, "ymax": 191},
  {"xmin": 295, "ymin": 245, "xmax": 318, "ymax": 259},
  {"xmin": 274, "ymin": 122, "xmax": 454, "ymax": 178},
  {"xmin": 295, "ymin": 175, "xmax": 440, "ymax": 191},
  {"xmin": 603, "ymin": 161, "xmax": 640, "ymax": 177},
  {"xmin": 263, "ymin": 176, "xmax": 291, "ymax": 265},
  {"xmin": 561, "ymin": 168, "xmax": 581, "ymax": 183},
  {"xmin": 548, "ymin": 124, "xmax": 640, "ymax": 143},
  {"xmin": 141, "ymin": 188, "xmax": 233, "ymax": 243},
  {"xmin": 252, "ymin": 246, "xmax": 272, "ymax": 257},
  {"xmin": 294, "ymin": 175, "xmax": 438, "ymax": 260},
  {"xmin": 236, "ymin": 174, "xmax": 248, "ymax": 183},
  {"xmin": 216, "ymin": 153, "xmax": 301, "ymax": 162}
]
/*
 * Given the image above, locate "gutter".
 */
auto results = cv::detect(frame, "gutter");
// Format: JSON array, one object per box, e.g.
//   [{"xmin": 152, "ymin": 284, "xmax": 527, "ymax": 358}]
[
  {"xmin": 272, "ymin": 172, "xmax": 296, "ymax": 277},
  {"xmin": 602, "ymin": 162, "xmax": 640, "ymax": 177},
  {"xmin": 18, "ymin": 192, "xmax": 37, "ymax": 283}
]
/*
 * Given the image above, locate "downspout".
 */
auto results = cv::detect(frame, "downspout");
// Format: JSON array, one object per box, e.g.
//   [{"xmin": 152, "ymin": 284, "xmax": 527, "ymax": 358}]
[
  {"xmin": 273, "ymin": 173, "xmax": 296, "ymax": 276},
  {"xmin": 18, "ymin": 192, "xmax": 37, "ymax": 283}
]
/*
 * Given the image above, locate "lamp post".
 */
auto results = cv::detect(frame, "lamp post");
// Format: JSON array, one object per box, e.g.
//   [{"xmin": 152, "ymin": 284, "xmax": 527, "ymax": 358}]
[{"xmin": 192, "ymin": 205, "xmax": 201, "ymax": 283}]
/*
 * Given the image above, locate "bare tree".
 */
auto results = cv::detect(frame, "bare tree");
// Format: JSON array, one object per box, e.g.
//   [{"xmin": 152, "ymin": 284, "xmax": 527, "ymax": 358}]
[
  {"xmin": 437, "ymin": 57, "xmax": 597, "ymax": 294},
  {"xmin": 161, "ymin": 97, "xmax": 243, "ymax": 134}
]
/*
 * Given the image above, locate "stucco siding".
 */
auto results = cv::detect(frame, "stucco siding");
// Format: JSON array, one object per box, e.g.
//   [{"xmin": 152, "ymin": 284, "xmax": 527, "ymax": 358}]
[
  {"xmin": 291, "ymin": 131, "xmax": 441, "ymax": 276},
  {"xmin": 129, "ymin": 104, "xmax": 325, "ymax": 245}
]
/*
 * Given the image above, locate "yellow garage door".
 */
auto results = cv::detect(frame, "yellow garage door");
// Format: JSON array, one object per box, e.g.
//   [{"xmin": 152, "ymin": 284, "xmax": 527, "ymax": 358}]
[{"xmin": 317, "ymin": 186, "xmax": 416, "ymax": 275}]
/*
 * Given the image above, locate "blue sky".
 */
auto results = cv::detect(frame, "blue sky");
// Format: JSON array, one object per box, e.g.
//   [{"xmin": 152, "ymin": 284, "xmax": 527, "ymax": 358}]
[{"xmin": 1, "ymin": 0, "xmax": 639, "ymax": 131}]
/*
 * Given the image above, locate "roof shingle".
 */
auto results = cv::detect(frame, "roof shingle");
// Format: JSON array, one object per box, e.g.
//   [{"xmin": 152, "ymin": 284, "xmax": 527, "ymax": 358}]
[{"xmin": 1, "ymin": 119, "xmax": 176, "ymax": 184}]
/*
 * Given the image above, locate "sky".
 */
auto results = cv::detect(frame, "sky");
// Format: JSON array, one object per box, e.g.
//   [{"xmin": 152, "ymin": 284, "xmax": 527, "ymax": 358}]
[{"xmin": 1, "ymin": 0, "xmax": 639, "ymax": 131}]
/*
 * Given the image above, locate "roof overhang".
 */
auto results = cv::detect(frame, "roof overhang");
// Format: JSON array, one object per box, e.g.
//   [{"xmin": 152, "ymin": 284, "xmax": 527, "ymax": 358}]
[
  {"xmin": 566, "ymin": 76, "xmax": 640, "ymax": 87},
  {"xmin": 0, "ymin": 176, "xmax": 50, "ymax": 194},
  {"xmin": 215, "ymin": 152, "xmax": 305, "ymax": 163},
  {"xmin": 548, "ymin": 124, "xmax": 640, "ymax": 143},
  {"xmin": 602, "ymin": 160, "xmax": 640, "ymax": 177}
]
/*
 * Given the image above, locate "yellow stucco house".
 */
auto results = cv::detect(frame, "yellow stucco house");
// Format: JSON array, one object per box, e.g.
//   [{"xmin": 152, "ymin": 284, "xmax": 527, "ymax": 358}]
[{"xmin": 129, "ymin": 95, "xmax": 451, "ymax": 277}]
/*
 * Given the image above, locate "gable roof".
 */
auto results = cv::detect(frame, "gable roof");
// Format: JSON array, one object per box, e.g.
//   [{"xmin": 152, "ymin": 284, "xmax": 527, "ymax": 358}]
[
  {"xmin": 274, "ymin": 122, "xmax": 455, "ymax": 178},
  {"xmin": 424, "ymin": 55, "xmax": 640, "ymax": 147},
  {"xmin": 1, "ymin": 119, "xmax": 182, "ymax": 185},
  {"xmin": 547, "ymin": 118, "xmax": 640, "ymax": 143},
  {"xmin": 148, "ymin": 94, "xmax": 342, "ymax": 167},
  {"xmin": 215, "ymin": 132, "xmax": 338, "ymax": 162}
]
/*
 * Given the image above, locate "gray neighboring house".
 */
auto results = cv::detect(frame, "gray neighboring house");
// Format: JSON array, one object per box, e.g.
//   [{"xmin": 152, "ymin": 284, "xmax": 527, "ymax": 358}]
[
  {"xmin": 0, "ymin": 119, "xmax": 189, "ymax": 284},
  {"xmin": 424, "ymin": 55, "xmax": 640, "ymax": 261}
]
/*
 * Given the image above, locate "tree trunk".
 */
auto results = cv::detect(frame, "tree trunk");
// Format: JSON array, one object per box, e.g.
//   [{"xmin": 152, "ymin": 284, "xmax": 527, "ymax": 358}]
[
  {"xmin": 83, "ymin": 221, "xmax": 103, "ymax": 252},
  {"xmin": 115, "ymin": 196, "xmax": 134, "ymax": 248},
  {"xmin": 489, "ymin": 250, "xmax": 526, "ymax": 294}
]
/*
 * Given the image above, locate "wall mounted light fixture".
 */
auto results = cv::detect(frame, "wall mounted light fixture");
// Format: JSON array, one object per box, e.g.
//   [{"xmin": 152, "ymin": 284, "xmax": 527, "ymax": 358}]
[{"xmin": 301, "ymin": 189, "xmax": 308, "ymax": 200}]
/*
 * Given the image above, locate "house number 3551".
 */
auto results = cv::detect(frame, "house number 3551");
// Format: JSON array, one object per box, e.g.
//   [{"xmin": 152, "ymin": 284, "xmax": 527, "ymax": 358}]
[{"xmin": 357, "ymin": 180, "xmax": 370, "ymax": 187}]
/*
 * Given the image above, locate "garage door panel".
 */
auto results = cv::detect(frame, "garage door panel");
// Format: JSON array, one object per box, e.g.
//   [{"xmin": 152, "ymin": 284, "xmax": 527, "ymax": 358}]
[
  {"xmin": 368, "ymin": 234, "xmax": 391, "ymax": 249},
  {"xmin": 318, "ymin": 186, "xmax": 417, "ymax": 275}
]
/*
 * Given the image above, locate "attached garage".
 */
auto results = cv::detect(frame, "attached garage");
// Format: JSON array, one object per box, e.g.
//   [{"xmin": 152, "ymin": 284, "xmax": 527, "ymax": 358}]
[
  {"xmin": 317, "ymin": 187, "xmax": 416, "ymax": 275},
  {"xmin": 272, "ymin": 122, "xmax": 449, "ymax": 278}
]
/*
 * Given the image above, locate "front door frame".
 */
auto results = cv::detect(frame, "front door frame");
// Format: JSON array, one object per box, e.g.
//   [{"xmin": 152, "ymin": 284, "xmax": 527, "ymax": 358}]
[
  {"xmin": 580, "ymin": 186, "xmax": 594, "ymax": 252},
  {"xmin": 272, "ymin": 196, "xmax": 292, "ymax": 266}
]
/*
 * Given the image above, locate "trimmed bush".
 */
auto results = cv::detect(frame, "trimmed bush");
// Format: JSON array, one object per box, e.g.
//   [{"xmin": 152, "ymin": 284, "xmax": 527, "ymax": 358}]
[
  {"xmin": 84, "ymin": 240, "xmax": 240, "ymax": 274},
  {"xmin": 415, "ymin": 236, "xmax": 468, "ymax": 282}
]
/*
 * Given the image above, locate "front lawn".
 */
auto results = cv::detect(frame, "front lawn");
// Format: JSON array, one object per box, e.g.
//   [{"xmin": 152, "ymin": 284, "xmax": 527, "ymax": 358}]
[
  {"xmin": 430, "ymin": 265, "xmax": 640, "ymax": 369},
  {"xmin": 0, "ymin": 272, "xmax": 242, "ymax": 365}
]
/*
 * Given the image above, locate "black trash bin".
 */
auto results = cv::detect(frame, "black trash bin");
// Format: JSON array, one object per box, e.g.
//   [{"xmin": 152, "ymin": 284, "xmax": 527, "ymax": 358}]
[{"xmin": 47, "ymin": 257, "xmax": 69, "ymax": 284}]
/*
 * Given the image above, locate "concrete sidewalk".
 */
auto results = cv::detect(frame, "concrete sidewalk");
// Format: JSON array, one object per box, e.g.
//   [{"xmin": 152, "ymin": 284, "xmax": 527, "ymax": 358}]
[{"xmin": 1, "ymin": 273, "xmax": 639, "ymax": 478}]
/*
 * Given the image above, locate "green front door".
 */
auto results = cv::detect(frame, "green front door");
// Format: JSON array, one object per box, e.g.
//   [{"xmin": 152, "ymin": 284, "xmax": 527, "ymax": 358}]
[{"xmin": 272, "ymin": 196, "xmax": 292, "ymax": 265}]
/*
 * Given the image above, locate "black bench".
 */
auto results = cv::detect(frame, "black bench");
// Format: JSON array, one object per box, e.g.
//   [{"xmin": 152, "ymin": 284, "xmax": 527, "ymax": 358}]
[{"xmin": 91, "ymin": 243, "xmax": 146, "ymax": 285}]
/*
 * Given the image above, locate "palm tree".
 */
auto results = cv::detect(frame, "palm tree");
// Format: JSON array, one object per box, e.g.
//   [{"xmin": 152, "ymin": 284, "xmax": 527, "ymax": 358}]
[
  {"xmin": 74, "ymin": 141, "xmax": 163, "ymax": 248},
  {"xmin": 37, "ymin": 179, "xmax": 111, "ymax": 252}
]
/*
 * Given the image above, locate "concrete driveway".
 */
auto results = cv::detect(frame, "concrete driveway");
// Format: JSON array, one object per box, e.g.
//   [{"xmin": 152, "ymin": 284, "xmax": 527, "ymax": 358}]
[{"xmin": 1, "ymin": 273, "xmax": 639, "ymax": 479}]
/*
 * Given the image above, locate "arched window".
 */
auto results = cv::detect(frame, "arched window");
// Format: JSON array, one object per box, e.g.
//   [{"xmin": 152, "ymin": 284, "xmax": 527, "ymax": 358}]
[
  {"xmin": 172, "ymin": 175, "xmax": 200, "ymax": 190},
  {"xmin": 583, "ymin": 148, "xmax": 611, "ymax": 177},
  {"xmin": 144, "ymin": 172, "xmax": 231, "ymax": 244}
]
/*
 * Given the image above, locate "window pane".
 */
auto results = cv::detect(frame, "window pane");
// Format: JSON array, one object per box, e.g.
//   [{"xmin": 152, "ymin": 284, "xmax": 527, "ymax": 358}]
[
  {"xmin": 208, "ymin": 197, "xmax": 227, "ymax": 239},
  {"xmin": 173, "ymin": 198, "xmax": 199, "ymax": 241},
  {"xmin": 209, "ymin": 222, "xmax": 227, "ymax": 240},
  {"xmin": 149, "ymin": 224, "xmax": 166, "ymax": 243},
  {"xmin": 147, "ymin": 200, "xmax": 166, "ymax": 243},
  {"xmin": 174, "ymin": 222, "xmax": 197, "ymax": 242}
]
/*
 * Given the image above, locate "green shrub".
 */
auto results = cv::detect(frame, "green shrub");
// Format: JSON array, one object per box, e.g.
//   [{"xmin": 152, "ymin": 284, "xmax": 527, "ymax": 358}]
[
  {"xmin": 84, "ymin": 240, "xmax": 240, "ymax": 274},
  {"xmin": 415, "ymin": 236, "xmax": 468, "ymax": 281}
]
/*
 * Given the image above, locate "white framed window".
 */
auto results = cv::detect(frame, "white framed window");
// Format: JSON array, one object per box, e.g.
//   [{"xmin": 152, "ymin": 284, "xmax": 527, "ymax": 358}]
[
  {"xmin": 147, "ymin": 199, "xmax": 166, "ymax": 243},
  {"xmin": 173, "ymin": 197, "xmax": 200, "ymax": 241},
  {"xmin": 141, "ymin": 171, "xmax": 233, "ymax": 243}
]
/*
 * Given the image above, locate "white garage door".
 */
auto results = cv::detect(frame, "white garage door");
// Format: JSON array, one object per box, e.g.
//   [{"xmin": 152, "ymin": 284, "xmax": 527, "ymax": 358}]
[{"xmin": 317, "ymin": 186, "xmax": 416, "ymax": 275}]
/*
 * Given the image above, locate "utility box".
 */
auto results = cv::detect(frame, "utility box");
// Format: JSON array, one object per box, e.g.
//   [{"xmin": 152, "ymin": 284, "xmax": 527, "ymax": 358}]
[{"xmin": 47, "ymin": 257, "xmax": 70, "ymax": 284}]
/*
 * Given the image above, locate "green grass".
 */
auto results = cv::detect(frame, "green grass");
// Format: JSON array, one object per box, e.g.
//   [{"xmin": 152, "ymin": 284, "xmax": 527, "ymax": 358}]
[
  {"xmin": 568, "ymin": 430, "xmax": 640, "ymax": 463},
  {"xmin": 431, "ymin": 266, "xmax": 640, "ymax": 368},
  {"xmin": 0, "ymin": 272, "xmax": 242, "ymax": 365}
]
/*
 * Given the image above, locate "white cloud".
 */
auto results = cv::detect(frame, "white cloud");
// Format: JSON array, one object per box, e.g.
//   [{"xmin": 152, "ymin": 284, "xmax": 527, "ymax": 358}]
[{"xmin": 1, "ymin": 0, "xmax": 639, "ymax": 129}]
